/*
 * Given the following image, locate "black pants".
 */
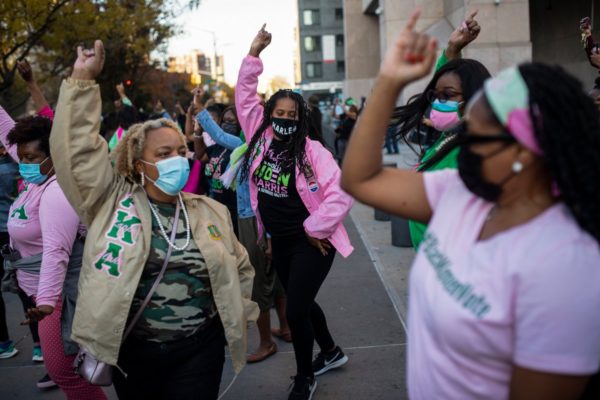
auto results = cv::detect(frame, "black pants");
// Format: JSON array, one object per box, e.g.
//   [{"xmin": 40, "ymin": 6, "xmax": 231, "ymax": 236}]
[
  {"xmin": 113, "ymin": 318, "xmax": 226, "ymax": 400},
  {"xmin": 17, "ymin": 289, "xmax": 40, "ymax": 343},
  {"xmin": 272, "ymin": 234, "xmax": 336, "ymax": 378},
  {"xmin": 0, "ymin": 232, "xmax": 40, "ymax": 343},
  {"xmin": 0, "ymin": 231, "xmax": 8, "ymax": 342}
]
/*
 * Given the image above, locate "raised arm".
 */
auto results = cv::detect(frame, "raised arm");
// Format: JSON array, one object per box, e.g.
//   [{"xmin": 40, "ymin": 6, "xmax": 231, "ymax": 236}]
[
  {"xmin": 443, "ymin": 9, "xmax": 480, "ymax": 63},
  {"xmin": 196, "ymin": 110, "xmax": 243, "ymax": 150},
  {"xmin": 0, "ymin": 105, "xmax": 18, "ymax": 162},
  {"xmin": 49, "ymin": 40, "xmax": 115, "ymax": 226},
  {"xmin": 116, "ymin": 83, "xmax": 133, "ymax": 107},
  {"xmin": 235, "ymin": 24, "xmax": 271, "ymax": 141},
  {"xmin": 341, "ymin": 9, "xmax": 437, "ymax": 223},
  {"xmin": 17, "ymin": 59, "xmax": 51, "ymax": 115}
]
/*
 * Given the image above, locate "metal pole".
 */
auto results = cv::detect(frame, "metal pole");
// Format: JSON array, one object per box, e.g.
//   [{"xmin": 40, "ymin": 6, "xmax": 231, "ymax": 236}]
[{"xmin": 212, "ymin": 31, "xmax": 218, "ymax": 83}]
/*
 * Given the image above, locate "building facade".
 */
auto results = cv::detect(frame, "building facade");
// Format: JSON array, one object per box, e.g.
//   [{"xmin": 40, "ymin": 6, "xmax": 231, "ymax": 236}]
[
  {"xmin": 344, "ymin": 0, "xmax": 599, "ymax": 103},
  {"xmin": 297, "ymin": 0, "xmax": 347, "ymax": 100},
  {"xmin": 168, "ymin": 50, "xmax": 224, "ymax": 86}
]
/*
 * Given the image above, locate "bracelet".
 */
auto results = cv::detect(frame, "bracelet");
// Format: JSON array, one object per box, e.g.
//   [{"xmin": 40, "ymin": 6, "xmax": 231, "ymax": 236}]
[{"xmin": 193, "ymin": 132, "xmax": 203, "ymax": 139}]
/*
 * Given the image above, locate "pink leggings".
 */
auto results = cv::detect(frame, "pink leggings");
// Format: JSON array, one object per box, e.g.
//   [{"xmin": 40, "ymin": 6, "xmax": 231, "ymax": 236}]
[{"xmin": 38, "ymin": 298, "xmax": 107, "ymax": 400}]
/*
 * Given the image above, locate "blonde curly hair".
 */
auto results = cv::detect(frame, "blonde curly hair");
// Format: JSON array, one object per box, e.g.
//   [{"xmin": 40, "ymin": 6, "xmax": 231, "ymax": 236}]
[{"xmin": 111, "ymin": 118, "xmax": 186, "ymax": 183}]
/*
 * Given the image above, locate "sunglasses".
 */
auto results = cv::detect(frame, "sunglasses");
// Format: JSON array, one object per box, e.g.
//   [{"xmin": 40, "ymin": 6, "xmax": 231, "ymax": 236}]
[{"xmin": 455, "ymin": 121, "xmax": 516, "ymax": 145}]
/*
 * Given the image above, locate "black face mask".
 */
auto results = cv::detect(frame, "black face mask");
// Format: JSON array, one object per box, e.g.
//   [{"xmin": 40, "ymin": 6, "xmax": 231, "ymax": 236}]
[
  {"xmin": 271, "ymin": 118, "xmax": 298, "ymax": 140},
  {"xmin": 221, "ymin": 122, "xmax": 239, "ymax": 135},
  {"xmin": 457, "ymin": 133, "xmax": 517, "ymax": 202}
]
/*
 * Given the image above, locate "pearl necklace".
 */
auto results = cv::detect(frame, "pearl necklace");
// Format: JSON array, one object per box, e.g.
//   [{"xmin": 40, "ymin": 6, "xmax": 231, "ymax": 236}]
[{"xmin": 147, "ymin": 193, "xmax": 191, "ymax": 251}]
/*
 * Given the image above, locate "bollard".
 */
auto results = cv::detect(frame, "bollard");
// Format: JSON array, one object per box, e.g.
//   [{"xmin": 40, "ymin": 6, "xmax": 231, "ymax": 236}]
[
  {"xmin": 373, "ymin": 161, "xmax": 397, "ymax": 221},
  {"xmin": 391, "ymin": 215, "xmax": 413, "ymax": 248},
  {"xmin": 374, "ymin": 208, "xmax": 391, "ymax": 221}
]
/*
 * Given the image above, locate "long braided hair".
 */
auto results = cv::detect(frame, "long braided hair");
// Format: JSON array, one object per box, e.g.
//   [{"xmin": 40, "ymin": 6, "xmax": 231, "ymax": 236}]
[
  {"xmin": 240, "ymin": 89, "xmax": 322, "ymax": 182},
  {"xmin": 519, "ymin": 63, "xmax": 600, "ymax": 243}
]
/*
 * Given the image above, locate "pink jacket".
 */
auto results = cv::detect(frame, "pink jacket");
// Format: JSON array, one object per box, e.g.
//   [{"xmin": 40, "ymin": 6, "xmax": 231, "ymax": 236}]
[{"xmin": 235, "ymin": 55, "xmax": 354, "ymax": 258}]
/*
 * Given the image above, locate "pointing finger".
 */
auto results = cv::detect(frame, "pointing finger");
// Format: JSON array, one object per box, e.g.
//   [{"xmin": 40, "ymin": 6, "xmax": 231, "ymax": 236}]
[
  {"xmin": 467, "ymin": 9, "xmax": 478, "ymax": 21},
  {"xmin": 403, "ymin": 8, "xmax": 421, "ymax": 33},
  {"xmin": 94, "ymin": 40, "xmax": 105, "ymax": 63},
  {"xmin": 260, "ymin": 23, "xmax": 266, "ymax": 32}
]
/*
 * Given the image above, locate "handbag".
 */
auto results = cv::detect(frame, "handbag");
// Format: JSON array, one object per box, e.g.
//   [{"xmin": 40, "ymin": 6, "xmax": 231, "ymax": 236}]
[{"xmin": 73, "ymin": 201, "xmax": 182, "ymax": 386}]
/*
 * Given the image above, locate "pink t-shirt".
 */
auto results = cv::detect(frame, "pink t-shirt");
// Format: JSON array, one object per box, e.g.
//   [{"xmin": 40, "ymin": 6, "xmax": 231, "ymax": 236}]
[
  {"xmin": 0, "ymin": 104, "xmax": 81, "ymax": 307},
  {"xmin": 7, "ymin": 177, "xmax": 81, "ymax": 307},
  {"xmin": 408, "ymin": 169, "xmax": 600, "ymax": 400}
]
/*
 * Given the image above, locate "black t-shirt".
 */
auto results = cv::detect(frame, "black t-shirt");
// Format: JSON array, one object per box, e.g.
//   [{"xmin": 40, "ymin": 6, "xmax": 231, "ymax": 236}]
[
  {"xmin": 254, "ymin": 139, "xmax": 309, "ymax": 238},
  {"xmin": 204, "ymin": 145, "xmax": 237, "ymax": 219},
  {"xmin": 337, "ymin": 117, "xmax": 356, "ymax": 140}
]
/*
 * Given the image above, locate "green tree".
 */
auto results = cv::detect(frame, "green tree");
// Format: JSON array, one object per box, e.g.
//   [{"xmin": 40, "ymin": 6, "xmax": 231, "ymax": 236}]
[{"xmin": 0, "ymin": 0, "xmax": 200, "ymax": 113}]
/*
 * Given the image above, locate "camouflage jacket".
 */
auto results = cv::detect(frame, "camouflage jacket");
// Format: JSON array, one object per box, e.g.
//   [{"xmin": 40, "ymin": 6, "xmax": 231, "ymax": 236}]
[{"xmin": 50, "ymin": 79, "xmax": 258, "ymax": 373}]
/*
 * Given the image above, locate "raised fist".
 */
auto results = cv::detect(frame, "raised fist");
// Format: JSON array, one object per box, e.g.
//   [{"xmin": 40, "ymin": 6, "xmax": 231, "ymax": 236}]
[{"xmin": 16, "ymin": 59, "xmax": 34, "ymax": 83}]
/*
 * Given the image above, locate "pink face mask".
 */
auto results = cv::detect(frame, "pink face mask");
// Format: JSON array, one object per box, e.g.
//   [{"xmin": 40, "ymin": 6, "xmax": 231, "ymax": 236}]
[{"xmin": 429, "ymin": 99, "xmax": 462, "ymax": 132}]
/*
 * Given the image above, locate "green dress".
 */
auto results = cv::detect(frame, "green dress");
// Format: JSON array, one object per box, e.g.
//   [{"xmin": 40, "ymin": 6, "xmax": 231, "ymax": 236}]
[{"xmin": 408, "ymin": 49, "xmax": 460, "ymax": 250}]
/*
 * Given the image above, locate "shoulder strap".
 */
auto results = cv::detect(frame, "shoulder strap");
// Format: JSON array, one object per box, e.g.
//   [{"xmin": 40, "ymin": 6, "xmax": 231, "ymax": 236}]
[{"xmin": 122, "ymin": 200, "xmax": 181, "ymax": 340}]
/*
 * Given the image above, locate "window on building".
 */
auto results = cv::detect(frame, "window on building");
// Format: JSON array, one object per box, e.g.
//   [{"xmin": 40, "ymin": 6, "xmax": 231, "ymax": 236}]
[
  {"xmin": 337, "ymin": 61, "xmax": 345, "ymax": 74},
  {"xmin": 303, "ymin": 9, "xmax": 320, "ymax": 26},
  {"xmin": 304, "ymin": 36, "xmax": 321, "ymax": 52},
  {"xmin": 336, "ymin": 34, "xmax": 344, "ymax": 47},
  {"xmin": 335, "ymin": 8, "xmax": 344, "ymax": 21},
  {"xmin": 306, "ymin": 62, "xmax": 323, "ymax": 78}
]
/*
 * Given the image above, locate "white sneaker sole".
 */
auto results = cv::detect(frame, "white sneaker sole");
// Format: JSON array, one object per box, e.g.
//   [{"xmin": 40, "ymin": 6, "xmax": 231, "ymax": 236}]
[
  {"xmin": 37, "ymin": 380, "xmax": 57, "ymax": 389},
  {"xmin": 314, "ymin": 355, "xmax": 348, "ymax": 376},
  {"xmin": 32, "ymin": 355, "xmax": 44, "ymax": 362},
  {"xmin": 308, "ymin": 380, "xmax": 317, "ymax": 400},
  {"xmin": 0, "ymin": 348, "xmax": 19, "ymax": 359}
]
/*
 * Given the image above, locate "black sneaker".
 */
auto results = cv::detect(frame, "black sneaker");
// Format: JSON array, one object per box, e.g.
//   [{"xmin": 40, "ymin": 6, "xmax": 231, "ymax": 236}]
[
  {"xmin": 37, "ymin": 373, "xmax": 57, "ymax": 389},
  {"xmin": 288, "ymin": 375, "xmax": 317, "ymax": 400},
  {"xmin": 312, "ymin": 346, "xmax": 348, "ymax": 376}
]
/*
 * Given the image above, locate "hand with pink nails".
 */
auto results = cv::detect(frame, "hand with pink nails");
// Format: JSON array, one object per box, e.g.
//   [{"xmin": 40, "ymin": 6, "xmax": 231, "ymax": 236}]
[{"xmin": 378, "ymin": 9, "xmax": 438, "ymax": 88}]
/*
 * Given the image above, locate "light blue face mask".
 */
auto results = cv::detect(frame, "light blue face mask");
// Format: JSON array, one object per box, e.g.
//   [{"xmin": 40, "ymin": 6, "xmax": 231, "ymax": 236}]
[
  {"xmin": 141, "ymin": 156, "xmax": 190, "ymax": 196},
  {"xmin": 431, "ymin": 98, "xmax": 462, "ymax": 113},
  {"xmin": 19, "ymin": 157, "xmax": 52, "ymax": 185}
]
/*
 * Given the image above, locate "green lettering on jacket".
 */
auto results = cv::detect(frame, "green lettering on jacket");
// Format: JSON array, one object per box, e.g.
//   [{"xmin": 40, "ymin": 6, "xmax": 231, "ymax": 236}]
[
  {"xmin": 106, "ymin": 210, "xmax": 141, "ymax": 245},
  {"xmin": 94, "ymin": 242, "xmax": 123, "ymax": 277}
]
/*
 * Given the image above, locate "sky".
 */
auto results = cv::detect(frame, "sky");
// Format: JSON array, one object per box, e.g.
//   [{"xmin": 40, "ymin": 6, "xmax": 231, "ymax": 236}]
[{"xmin": 168, "ymin": 0, "xmax": 298, "ymax": 90}]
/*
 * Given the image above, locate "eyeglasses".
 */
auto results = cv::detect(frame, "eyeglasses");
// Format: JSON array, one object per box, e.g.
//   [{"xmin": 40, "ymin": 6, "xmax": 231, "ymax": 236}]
[{"xmin": 426, "ymin": 89, "xmax": 463, "ymax": 103}]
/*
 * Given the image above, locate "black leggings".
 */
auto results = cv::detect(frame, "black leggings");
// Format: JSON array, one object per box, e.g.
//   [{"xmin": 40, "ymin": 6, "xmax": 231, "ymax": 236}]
[
  {"xmin": 0, "ymin": 231, "xmax": 8, "ymax": 342},
  {"xmin": 272, "ymin": 234, "xmax": 336, "ymax": 378}
]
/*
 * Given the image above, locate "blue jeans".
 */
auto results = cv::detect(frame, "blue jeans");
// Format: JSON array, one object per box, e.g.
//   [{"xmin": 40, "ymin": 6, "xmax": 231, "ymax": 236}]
[{"xmin": 385, "ymin": 127, "xmax": 399, "ymax": 154}]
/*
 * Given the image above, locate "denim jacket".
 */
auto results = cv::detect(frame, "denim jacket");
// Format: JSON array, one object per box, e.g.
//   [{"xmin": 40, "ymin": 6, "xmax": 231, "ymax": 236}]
[
  {"xmin": 196, "ymin": 110, "xmax": 254, "ymax": 219},
  {"xmin": 0, "ymin": 155, "xmax": 18, "ymax": 232}
]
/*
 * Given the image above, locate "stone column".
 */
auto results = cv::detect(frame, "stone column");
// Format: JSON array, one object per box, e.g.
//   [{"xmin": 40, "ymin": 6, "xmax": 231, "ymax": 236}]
[{"xmin": 343, "ymin": 0, "xmax": 381, "ymax": 100}]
